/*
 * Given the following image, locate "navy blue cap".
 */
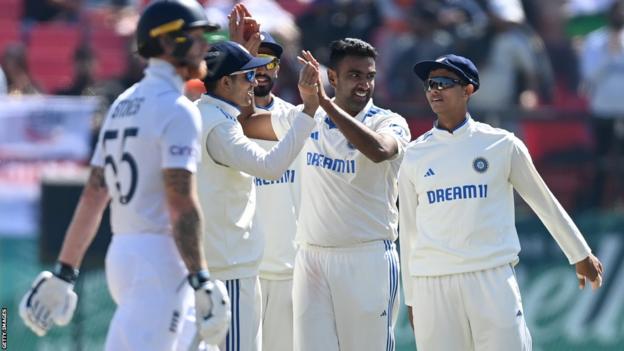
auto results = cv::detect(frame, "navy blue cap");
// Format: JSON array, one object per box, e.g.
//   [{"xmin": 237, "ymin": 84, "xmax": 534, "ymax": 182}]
[
  {"xmin": 259, "ymin": 31, "xmax": 283, "ymax": 58},
  {"xmin": 413, "ymin": 54, "xmax": 480, "ymax": 91},
  {"xmin": 203, "ymin": 41, "xmax": 273, "ymax": 82}
]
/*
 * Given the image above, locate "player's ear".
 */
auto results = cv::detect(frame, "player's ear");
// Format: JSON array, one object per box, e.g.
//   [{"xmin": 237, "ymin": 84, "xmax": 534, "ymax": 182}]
[
  {"xmin": 327, "ymin": 69, "xmax": 337, "ymax": 88},
  {"xmin": 465, "ymin": 84, "xmax": 475, "ymax": 96}
]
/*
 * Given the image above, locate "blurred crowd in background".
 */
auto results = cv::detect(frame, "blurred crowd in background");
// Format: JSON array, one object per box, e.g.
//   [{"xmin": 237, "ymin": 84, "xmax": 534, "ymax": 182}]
[{"xmin": 1, "ymin": 0, "xmax": 624, "ymax": 214}]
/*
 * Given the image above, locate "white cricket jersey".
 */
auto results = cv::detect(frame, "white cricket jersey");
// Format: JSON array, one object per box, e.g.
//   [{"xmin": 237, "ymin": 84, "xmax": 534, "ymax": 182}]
[
  {"xmin": 196, "ymin": 94, "xmax": 315, "ymax": 280},
  {"xmin": 271, "ymin": 99, "xmax": 411, "ymax": 247},
  {"xmin": 91, "ymin": 59, "xmax": 201, "ymax": 236},
  {"xmin": 252, "ymin": 95, "xmax": 301, "ymax": 280},
  {"xmin": 398, "ymin": 116, "xmax": 592, "ymax": 294}
]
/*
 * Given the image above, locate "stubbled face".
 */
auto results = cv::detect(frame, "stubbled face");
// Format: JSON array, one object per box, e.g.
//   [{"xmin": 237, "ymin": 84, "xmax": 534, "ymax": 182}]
[
  {"xmin": 181, "ymin": 28, "xmax": 210, "ymax": 80},
  {"xmin": 228, "ymin": 71, "xmax": 257, "ymax": 107},
  {"xmin": 425, "ymin": 68, "xmax": 468, "ymax": 115},
  {"xmin": 253, "ymin": 47, "xmax": 279, "ymax": 97},
  {"xmin": 330, "ymin": 56, "xmax": 376, "ymax": 116}
]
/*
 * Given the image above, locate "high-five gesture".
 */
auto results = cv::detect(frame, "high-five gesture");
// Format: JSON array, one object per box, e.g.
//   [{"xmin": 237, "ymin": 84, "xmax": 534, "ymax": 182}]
[
  {"xmin": 296, "ymin": 50, "xmax": 320, "ymax": 115},
  {"xmin": 228, "ymin": 4, "xmax": 261, "ymax": 55}
]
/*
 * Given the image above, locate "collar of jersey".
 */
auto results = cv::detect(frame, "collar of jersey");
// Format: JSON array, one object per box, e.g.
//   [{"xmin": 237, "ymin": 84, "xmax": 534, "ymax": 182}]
[
  {"xmin": 255, "ymin": 94, "xmax": 275, "ymax": 111},
  {"xmin": 144, "ymin": 58, "xmax": 185, "ymax": 93},
  {"xmin": 432, "ymin": 114, "xmax": 474, "ymax": 140},
  {"xmin": 200, "ymin": 93, "xmax": 240, "ymax": 117},
  {"xmin": 353, "ymin": 98, "xmax": 375, "ymax": 122}
]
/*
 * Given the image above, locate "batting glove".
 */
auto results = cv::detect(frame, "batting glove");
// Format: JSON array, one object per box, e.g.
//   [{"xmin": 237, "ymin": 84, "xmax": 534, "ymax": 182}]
[
  {"xmin": 188, "ymin": 271, "xmax": 231, "ymax": 345},
  {"xmin": 19, "ymin": 263, "xmax": 78, "ymax": 336}
]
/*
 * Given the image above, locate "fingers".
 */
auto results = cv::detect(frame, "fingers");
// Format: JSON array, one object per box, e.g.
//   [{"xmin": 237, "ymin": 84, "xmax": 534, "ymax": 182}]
[
  {"xmin": 577, "ymin": 273, "xmax": 586, "ymax": 290},
  {"xmin": 591, "ymin": 273, "xmax": 603, "ymax": 290}
]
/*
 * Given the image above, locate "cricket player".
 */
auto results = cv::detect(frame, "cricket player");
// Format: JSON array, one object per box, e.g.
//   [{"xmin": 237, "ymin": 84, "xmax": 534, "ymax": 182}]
[
  {"xmin": 247, "ymin": 32, "xmax": 300, "ymax": 351},
  {"xmin": 399, "ymin": 54, "xmax": 605, "ymax": 351},
  {"xmin": 240, "ymin": 38, "xmax": 410, "ymax": 351},
  {"xmin": 19, "ymin": 1, "xmax": 231, "ymax": 350},
  {"xmin": 196, "ymin": 39, "xmax": 319, "ymax": 351}
]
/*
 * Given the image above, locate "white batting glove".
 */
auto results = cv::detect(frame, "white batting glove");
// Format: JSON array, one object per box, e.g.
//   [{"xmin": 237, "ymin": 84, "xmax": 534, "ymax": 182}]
[
  {"xmin": 19, "ymin": 269, "xmax": 78, "ymax": 336},
  {"xmin": 188, "ymin": 271, "xmax": 231, "ymax": 345}
]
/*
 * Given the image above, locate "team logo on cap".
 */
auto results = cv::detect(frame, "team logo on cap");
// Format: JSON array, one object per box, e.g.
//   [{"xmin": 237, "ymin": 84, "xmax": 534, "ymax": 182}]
[{"xmin": 473, "ymin": 157, "xmax": 488, "ymax": 173}]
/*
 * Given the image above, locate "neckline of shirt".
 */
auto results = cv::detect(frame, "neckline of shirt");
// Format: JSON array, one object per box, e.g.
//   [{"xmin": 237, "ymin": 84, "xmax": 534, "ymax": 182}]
[
  {"xmin": 432, "ymin": 114, "xmax": 474, "ymax": 140},
  {"xmin": 255, "ymin": 94, "xmax": 275, "ymax": 111},
  {"xmin": 200, "ymin": 93, "xmax": 241, "ymax": 117},
  {"xmin": 144, "ymin": 58, "xmax": 185, "ymax": 93}
]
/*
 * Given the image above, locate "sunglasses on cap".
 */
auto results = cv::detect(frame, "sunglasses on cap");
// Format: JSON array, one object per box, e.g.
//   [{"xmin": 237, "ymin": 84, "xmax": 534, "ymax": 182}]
[
  {"xmin": 424, "ymin": 76, "xmax": 466, "ymax": 92},
  {"xmin": 230, "ymin": 69, "xmax": 256, "ymax": 83},
  {"xmin": 258, "ymin": 54, "xmax": 280, "ymax": 70}
]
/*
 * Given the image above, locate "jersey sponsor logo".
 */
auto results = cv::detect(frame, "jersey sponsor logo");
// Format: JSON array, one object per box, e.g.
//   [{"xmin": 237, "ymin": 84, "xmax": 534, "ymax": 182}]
[
  {"xmin": 306, "ymin": 152, "xmax": 356, "ymax": 174},
  {"xmin": 111, "ymin": 97, "xmax": 144, "ymax": 118},
  {"xmin": 255, "ymin": 169, "xmax": 295, "ymax": 186},
  {"xmin": 424, "ymin": 168, "xmax": 435, "ymax": 177},
  {"xmin": 473, "ymin": 157, "xmax": 489, "ymax": 173},
  {"xmin": 426, "ymin": 184, "xmax": 488, "ymax": 204},
  {"xmin": 169, "ymin": 145, "xmax": 197, "ymax": 156}
]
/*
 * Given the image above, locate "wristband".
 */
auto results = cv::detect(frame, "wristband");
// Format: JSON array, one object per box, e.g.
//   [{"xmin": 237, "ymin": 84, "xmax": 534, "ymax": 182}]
[
  {"xmin": 188, "ymin": 270, "xmax": 211, "ymax": 290},
  {"xmin": 53, "ymin": 261, "xmax": 79, "ymax": 284}
]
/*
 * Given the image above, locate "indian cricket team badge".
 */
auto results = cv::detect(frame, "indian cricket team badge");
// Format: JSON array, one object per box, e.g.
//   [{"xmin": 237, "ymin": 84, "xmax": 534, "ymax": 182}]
[{"xmin": 473, "ymin": 157, "xmax": 489, "ymax": 173}]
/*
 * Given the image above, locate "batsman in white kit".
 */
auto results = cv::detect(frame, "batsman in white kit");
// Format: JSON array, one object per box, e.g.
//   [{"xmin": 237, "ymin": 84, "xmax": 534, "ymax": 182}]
[
  {"xmin": 195, "ymin": 37, "xmax": 320, "ymax": 351},
  {"xmin": 399, "ymin": 54, "xmax": 605, "ymax": 351},
  {"xmin": 250, "ymin": 32, "xmax": 300, "ymax": 351},
  {"xmin": 241, "ymin": 38, "xmax": 411, "ymax": 351},
  {"xmin": 18, "ymin": 1, "xmax": 231, "ymax": 350}
]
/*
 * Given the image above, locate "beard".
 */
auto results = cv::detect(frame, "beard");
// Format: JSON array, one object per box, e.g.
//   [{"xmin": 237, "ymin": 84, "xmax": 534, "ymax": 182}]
[{"xmin": 253, "ymin": 75, "xmax": 274, "ymax": 97}]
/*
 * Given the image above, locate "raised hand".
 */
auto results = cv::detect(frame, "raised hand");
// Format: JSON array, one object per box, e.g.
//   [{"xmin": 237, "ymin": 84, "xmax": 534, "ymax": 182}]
[
  {"xmin": 228, "ymin": 4, "xmax": 261, "ymax": 54},
  {"xmin": 575, "ymin": 254, "xmax": 604, "ymax": 290},
  {"xmin": 297, "ymin": 50, "xmax": 320, "ymax": 112},
  {"xmin": 298, "ymin": 50, "xmax": 329, "ymax": 102}
]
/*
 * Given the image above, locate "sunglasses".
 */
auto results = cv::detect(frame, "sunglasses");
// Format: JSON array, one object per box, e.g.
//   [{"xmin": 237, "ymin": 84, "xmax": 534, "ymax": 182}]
[
  {"xmin": 258, "ymin": 54, "xmax": 280, "ymax": 70},
  {"xmin": 230, "ymin": 69, "xmax": 256, "ymax": 83},
  {"xmin": 424, "ymin": 77, "xmax": 465, "ymax": 91}
]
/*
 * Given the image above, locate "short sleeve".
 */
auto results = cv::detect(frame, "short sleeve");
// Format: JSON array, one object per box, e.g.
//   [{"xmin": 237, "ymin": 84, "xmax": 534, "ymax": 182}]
[
  {"xmin": 160, "ymin": 107, "xmax": 202, "ymax": 172},
  {"xmin": 90, "ymin": 124, "xmax": 106, "ymax": 167},
  {"xmin": 375, "ymin": 114, "xmax": 411, "ymax": 155}
]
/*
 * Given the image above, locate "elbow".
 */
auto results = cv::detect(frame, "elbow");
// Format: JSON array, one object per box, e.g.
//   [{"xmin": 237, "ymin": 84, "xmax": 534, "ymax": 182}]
[
  {"xmin": 260, "ymin": 169, "xmax": 285, "ymax": 181},
  {"xmin": 369, "ymin": 148, "xmax": 395, "ymax": 163}
]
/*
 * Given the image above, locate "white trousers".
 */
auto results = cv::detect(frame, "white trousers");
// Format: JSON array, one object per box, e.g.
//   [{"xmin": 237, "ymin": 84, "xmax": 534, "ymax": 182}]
[
  {"xmin": 260, "ymin": 278, "xmax": 293, "ymax": 351},
  {"xmin": 104, "ymin": 234, "xmax": 193, "ymax": 351},
  {"xmin": 293, "ymin": 240, "xmax": 400, "ymax": 351},
  {"xmin": 220, "ymin": 276, "xmax": 262, "ymax": 351},
  {"xmin": 409, "ymin": 264, "xmax": 532, "ymax": 351}
]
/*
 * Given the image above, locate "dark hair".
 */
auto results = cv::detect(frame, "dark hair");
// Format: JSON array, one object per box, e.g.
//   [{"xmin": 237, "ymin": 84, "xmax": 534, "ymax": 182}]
[
  {"xmin": 328, "ymin": 38, "xmax": 377, "ymax": 70},
  {"xmin": 203, "ymin": 78, "xmax": 219, "ymax": 93}
]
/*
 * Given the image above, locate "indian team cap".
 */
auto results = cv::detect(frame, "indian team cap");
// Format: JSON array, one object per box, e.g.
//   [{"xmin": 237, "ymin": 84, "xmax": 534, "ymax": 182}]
[
  {"xmin": 413, "ymin": 54, "xmax": 480, "ymax": 91},
  {"xmin": 203, "ymin": 41, "xmax": 273, "ymax": 81},
  {"xmin": 259, "ymin": 31, "xmax": 284, "ymax": 58}
]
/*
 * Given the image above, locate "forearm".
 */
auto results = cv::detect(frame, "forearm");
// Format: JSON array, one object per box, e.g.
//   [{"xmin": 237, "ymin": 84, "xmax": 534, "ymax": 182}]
[
  {"xmin": 164, "ymin": 169, "xmax": 207, "ymax": 274},
  {"xmin": 319, "ymin": 98, "xmax": 396, "ymax": 162},
  {"xmin": 171, "ymin": 203, "xmax": 207, "ymax": 274},
  {"xmin": 209, "ymin": 113, "xmax": 314, "ymax": 179},
  {"xmin": 510, "ymin": 142, "xmax": 591, "ymax": 262},
  {"xmin": 58, "ymin": 168, "xmax": 110, "ymax": 268}
]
